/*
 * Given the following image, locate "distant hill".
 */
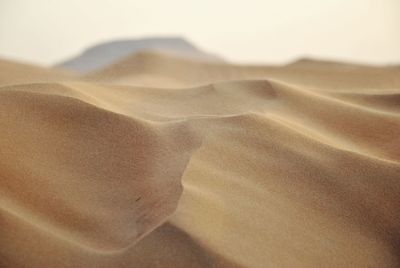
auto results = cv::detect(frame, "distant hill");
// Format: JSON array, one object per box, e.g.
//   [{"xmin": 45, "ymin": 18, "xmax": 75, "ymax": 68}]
[{"xmin": 56, "ymin": 37, "xmax": 223, "ymax": 73}]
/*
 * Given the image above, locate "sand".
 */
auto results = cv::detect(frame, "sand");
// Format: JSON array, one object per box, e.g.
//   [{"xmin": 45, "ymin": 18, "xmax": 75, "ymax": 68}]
[{"xmin": 0, "ymin": 51, "xmax": 399, "ymax": 268}]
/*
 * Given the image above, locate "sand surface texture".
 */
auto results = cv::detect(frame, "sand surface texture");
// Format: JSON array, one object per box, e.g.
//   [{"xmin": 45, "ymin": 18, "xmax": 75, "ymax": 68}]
[{"xmin": 1, "ymin": 51, "xmax": 399, "ymax": 268}]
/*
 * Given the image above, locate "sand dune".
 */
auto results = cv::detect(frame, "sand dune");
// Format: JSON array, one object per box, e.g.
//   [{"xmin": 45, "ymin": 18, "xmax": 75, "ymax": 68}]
[
  {"xmin": 0, "ymin": 50, "xmax": 399, "ymax": 268},
  {"xmin": 84, "ymin": 51, "xmax": 400, "ymax": 90},
  {"xmin": 0, "ymin": 58, "xmax": 74, "ymax": 86}
]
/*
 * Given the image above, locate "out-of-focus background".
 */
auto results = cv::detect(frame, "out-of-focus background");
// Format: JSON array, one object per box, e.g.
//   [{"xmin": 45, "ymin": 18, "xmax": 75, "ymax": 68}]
[{"xmin": 1, "ymin": 0, "xmax": 399, "ymax": 65}]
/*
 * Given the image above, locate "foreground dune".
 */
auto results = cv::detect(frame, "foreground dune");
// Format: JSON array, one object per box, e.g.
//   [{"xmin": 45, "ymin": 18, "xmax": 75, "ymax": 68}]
[{"xmin": 0, "ymin": 53, "xmax": 399, "ymax": 268}]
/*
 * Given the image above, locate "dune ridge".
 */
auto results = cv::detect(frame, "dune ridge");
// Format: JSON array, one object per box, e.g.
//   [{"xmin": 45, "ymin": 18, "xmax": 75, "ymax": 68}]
[
  {"xmin": 84, "ymin": 51, "xmax": 400, "ymax": 90},
  {"xmin": 0, "ymin": 51, "xmax": 400, "ymax": 268}
]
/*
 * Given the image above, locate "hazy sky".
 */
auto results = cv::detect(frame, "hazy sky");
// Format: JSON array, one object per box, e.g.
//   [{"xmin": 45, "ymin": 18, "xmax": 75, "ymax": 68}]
[{"xmin": 1, "ymin": 0, "xmax": 399, "ymax": 65}]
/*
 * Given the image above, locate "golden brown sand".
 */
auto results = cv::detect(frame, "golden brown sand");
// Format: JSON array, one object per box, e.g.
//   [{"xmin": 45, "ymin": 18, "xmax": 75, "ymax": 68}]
[{"xmin": 0, "ymin": 52, "xmax": 399, "ymax": 267}]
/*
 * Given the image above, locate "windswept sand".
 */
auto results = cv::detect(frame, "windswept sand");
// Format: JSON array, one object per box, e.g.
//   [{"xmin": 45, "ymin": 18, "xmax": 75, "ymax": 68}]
[{"xmin": 0, "ymin": 52, "xmax": 399, "ymax": 268}]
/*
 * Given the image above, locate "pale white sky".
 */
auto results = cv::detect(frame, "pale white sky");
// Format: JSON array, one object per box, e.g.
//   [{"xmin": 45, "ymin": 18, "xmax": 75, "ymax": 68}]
[{"xmin": 1, "ymin": 0, "xmax": 399, "ymax": 65}]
